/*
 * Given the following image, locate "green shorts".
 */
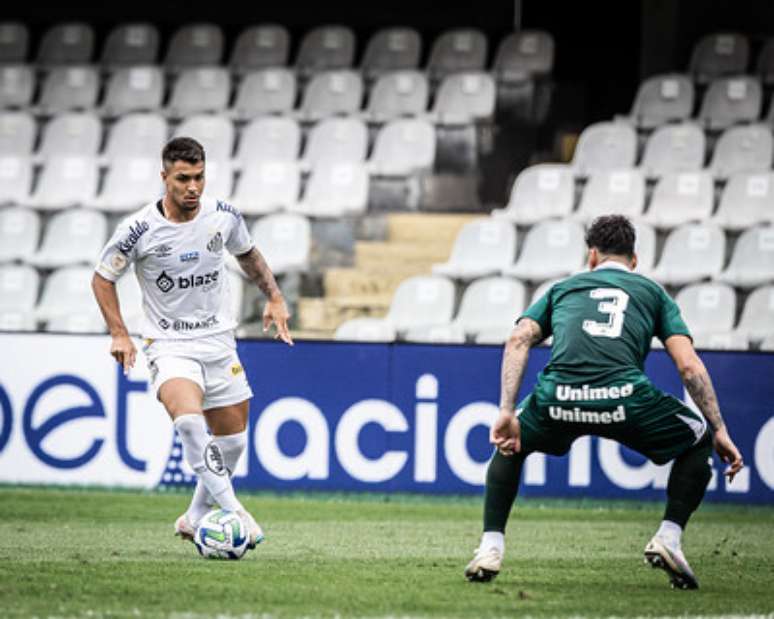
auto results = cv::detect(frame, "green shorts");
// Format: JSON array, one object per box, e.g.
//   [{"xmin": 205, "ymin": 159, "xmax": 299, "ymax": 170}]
[{"xmin": 516, "ymin": 376, "xmax": 708, "ymax": 465}]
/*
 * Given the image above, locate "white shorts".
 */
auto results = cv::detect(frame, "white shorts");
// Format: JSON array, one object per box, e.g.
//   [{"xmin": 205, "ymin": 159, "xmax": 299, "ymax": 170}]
[{"xmin": 143, "ymin": 331, "xmax": 253, "ymax": 410}]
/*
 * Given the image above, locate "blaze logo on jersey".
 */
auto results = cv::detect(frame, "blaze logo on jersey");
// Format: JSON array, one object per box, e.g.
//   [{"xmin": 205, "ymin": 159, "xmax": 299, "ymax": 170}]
[
  {"xmin": 207, "ymin": 232, "xmax": 223, "ymax": 253},
  {"xmin": 117, "ymin": 220, "xmax": 149, "ymax": 255},
  {"xmin": 156, "ymin": 271, "xmax": 174, "ymax": 293},
  {"xmin": 178, "ymin": 271, "xmax": 219, "ymax": 289}
]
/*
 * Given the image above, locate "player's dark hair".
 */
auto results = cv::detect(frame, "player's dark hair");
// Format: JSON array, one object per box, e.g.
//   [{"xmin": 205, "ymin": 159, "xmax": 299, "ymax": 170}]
[
  {"xmin": 162, "ymin": 137, "xmax": 205, "ymax": 168},
  {"xmin": 585, "ymin": 215, "xmax": 636, "ymax": 258}
]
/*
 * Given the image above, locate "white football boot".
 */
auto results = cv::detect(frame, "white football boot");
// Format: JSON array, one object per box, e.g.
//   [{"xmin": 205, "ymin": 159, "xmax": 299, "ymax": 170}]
[
  {"xmin": 644, "ymin": 536, "xmax": 699, "ymax": 589},
  {"xmin": 174, "ymin": 513, "xmax": 196, "ymax": 542},
  {"xmin": 464, "ymin": 546, "xmax": 502, "ymax": 582},
  {"xmin": 237, "ymin": 509, "xmax": 265, "ymax": 549}
]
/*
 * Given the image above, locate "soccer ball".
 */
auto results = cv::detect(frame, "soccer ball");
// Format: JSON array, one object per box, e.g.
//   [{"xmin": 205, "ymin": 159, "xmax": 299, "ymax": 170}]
[{"xmin": 194, "ymin": 509, "xmax": 249, "ymax": 560}]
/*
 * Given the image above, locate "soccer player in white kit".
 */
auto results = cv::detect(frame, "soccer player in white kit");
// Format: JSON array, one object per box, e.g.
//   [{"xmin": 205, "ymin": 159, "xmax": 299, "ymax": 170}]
[{"xmin": 92, "ymin": 137, "xmax": 293, "ymax": 550}]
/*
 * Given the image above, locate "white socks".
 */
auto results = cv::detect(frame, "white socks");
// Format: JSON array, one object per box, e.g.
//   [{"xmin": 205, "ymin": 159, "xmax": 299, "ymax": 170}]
[
  {"xmin": 174, "ymin": 415, "xmax": 244, "ymax": 516},
  {"xmin": 481, "ymin": 531, "xmax": 505, "ymax": 555},
  {"xmin": 656, "ymin": 520, "xmax": 683, "ymax": 550},
  {"xmin": 185, "ymin": 428, "xmax": 248, "ymax": 524}
]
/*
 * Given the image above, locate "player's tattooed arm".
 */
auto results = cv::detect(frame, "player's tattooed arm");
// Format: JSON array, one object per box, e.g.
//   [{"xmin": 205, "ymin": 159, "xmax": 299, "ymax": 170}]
[
  {"xmin": 499, "ymin": 318, "xmax": 543, "ymax": 413},
  {"xmin": 236, "ymin": 247, "xmax": 282, "ymax": 300},
  {"xmin": 682, "ymin": 367, "xmax": 725, "ymax": 432}
]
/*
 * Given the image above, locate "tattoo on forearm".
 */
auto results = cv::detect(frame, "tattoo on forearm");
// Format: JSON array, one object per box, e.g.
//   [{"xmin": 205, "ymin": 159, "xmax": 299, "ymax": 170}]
[
  {"xmin": 236, "ymin": 248, "xmax": 281, "ymax": 299},
  {"xmin": 684, "ymin": 370, "xmax": 725, "ymax": 431},
  {"xmin": 499, "ymin": 320, "xmax": 542, "ymax": 411}
]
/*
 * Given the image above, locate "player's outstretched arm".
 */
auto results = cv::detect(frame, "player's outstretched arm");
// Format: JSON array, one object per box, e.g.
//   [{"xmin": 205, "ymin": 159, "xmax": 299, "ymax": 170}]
[
  {"xmin": 236, "ymin": 247, "xmax": 294, "ymax": 346},
  {"xmin": 91, "ymin": 272, "xmax": 136, "ymax": 375},
  {"xmin": 492, "ymin": 318, "xmax": 543, "ymax": 455},
  {"xmin": 665, "ymin": 335, "xmax": 744, "ymax": 481}
]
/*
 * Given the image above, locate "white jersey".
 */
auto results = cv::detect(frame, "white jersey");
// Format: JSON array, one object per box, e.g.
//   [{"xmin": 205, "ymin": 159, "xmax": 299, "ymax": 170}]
[{"xmin": 95, "ymin": 197, "xmax": 254, "ymax": 340}]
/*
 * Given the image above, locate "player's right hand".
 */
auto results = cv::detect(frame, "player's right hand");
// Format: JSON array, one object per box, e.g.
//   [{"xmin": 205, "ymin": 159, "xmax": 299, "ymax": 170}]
[
  {"xmin": 490, "ymin": 410, "xmax": 521, "ymax": 455},
  {"xmin": 712, "ymin": 426, "xmax": 743, "ymax": 483},
  {"xmin": 110, "ymin": 334, "xmax": 137, "ymax": 376}
]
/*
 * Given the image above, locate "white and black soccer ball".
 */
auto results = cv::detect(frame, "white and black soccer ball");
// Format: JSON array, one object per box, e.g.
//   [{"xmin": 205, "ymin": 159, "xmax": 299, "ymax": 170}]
[{"xmin": 194, "ymin": 509, "xmax": 249, "ymax": 560}]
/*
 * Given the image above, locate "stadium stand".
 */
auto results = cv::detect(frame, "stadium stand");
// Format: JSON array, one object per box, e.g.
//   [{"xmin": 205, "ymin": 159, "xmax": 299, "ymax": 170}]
[
  {"xmin": 0, "ymin": 64, "xmax": 34, "ymax": 109},
  {"xmin": 360, "ymin": 28, "xmax": 422, "ymax": 82},
  {"xmin": 0, "ymin": 22, "xmax": 29, "ymax": 63},
  {"xmin": 639, "ymin": 123, "xmax": 706, "ymax": 179},
  {"xmin": 228, "ymin": 24, "xmax": 290, "ymax": 76},
  {"xmin": 624, "ymin": 74, "xmax": 694, "ymax": 130},
  {"xmin": 101, "ymin": 66, "xmax": 165, "ymax": 117},
  {"xmin": 432, "ymin": 218, "xmax": 517, "ymax": 280},
  {"xmin": 100, "ymin": 23, "xmax": 160, "ymax": 70},
  {"xmin": 231, "ymin": 69, "xmax": 297, "ymax": 120},
  {"xmin": 164, "ymin": 23, "xmax": 224, "ymax": 74}
]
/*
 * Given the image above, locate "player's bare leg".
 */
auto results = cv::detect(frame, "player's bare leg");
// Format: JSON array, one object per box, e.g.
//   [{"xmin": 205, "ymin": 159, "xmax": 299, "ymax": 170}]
[{"xmin": 159, "ymin": 379, "xmax": 249, "ymax": 542}]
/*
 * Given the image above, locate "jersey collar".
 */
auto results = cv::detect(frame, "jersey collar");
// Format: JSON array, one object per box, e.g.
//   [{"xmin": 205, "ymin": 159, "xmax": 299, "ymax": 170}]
[{"xmin": 593, "ymin": 260, "xmax": 632, "ymax": 272}]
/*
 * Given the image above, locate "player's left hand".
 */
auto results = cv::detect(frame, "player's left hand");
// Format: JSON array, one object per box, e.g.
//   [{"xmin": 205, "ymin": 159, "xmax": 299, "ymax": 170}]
[
  {"xmin": 490, "ymin": 409, "xmax": 521, "ymax": 455},
  {"xmin": 263, "ymin": 296, "xmax": 294, "ymax": 346}
]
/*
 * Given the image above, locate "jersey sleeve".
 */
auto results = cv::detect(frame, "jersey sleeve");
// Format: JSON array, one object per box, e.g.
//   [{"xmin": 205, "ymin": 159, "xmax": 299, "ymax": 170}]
[
  {"xmin": 519, "ymin": 288, "xmax": 553, "ymax": 338},
  {"xmin": 655, "ymin": 288, "xmax": 692, "ymax": 343},
  {"xmin": 224, "ymin": 205, "xmax": 254, "ymax": 256},
  {"xmin": 94, "ymin": 217, "xmax": 145, "ymax": 282}
]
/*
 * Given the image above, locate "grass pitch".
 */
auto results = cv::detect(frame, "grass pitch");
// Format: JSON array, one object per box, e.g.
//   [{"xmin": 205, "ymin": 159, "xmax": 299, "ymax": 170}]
[{"xmin": 1, "ymin": 487, "xmax": 772, "ymax": 618}]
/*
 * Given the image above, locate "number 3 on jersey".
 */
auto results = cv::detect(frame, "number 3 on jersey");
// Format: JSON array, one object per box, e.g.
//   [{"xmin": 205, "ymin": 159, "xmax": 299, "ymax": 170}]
[{"xmin": 582, "ymin": 288, "xmax": 630, "ymax": 338}]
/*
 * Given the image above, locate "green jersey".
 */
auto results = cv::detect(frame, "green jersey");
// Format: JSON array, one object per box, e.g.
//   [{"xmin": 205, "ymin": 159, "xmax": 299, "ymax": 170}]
[{"xmin": 521, "ymin": 263, "xmax": 691, "ymax": 385}]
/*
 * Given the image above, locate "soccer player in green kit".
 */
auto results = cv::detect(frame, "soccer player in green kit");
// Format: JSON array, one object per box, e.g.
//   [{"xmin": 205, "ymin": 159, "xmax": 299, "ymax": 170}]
[{"xmin": 465, "ymin": 215, "xmax": 744, "ymax": 589}]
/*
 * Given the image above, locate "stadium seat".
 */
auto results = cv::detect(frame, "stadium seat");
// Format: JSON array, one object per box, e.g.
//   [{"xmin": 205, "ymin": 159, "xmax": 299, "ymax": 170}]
[
  {"xmin": 231, "ymin": 68, "xmax": 296, "ymax": 120},
  {"xmin": 164, "ymin": 23, "xmax": 224, "ymax": 74},
  {"xmin": 297, "ymin": 70, "xmax": 363, "ymax": 122},
  {"xmin": 649, "ymin": 223, "xmax": 726, "ymax": 286},
  {"xmin": 643, "ymin": 172, "xmax": 714, "ymax": 229},
  {"xmin": 625, "ymin": 74, "xmax": 694, "ymax": 130},
  {"xmin": 756, "ymin": 38, "xmax": 774, "ymax": 85},
  {"xmin": 712, "ymin": 172, "xmax": 774, "ymax": 230},
  {"xmin": 452, "ymin": 276, "xmax": 526, "ymax": 342},
  {"xmin": 0, "ymin": 111, "xmax": 34, "ymax": 155},
  {"xmin": 0, "ymin": 22, "xmax": 28, "ymax": 63},
  {"xmin": 0, "ymin": 264, "xmax": 38, "ymax": 313},
  {"xmin": 0, "ymin": 205, "xmax": 39, "ymax": 262},
  {"xmin": 166, "ymin": 68, "xmax": 231, "ymax": 118},
  {"xmin": 229, "ymin": 24, "xmax": 290, "ymax": 76},
  {"xmin": 491, "ymin": 163, "xmax": 575, "ymax": 224},
  {"xmin": 387, "ymin": 275, "xmax": 456, "ymax": 333},
  {"xmin": 361, "ymin": 70, "xmax": 429, "ymax": 123},
  {"xmin": 35, "ymin": 266, "xmax": 96, "ymax": 323},
  {"xmin": 291, "ymin": 161, "xmax": 369, "ymax": 217},
  {"xmin": 0, "ymin": 310, "xmax": 36, "ymax": 331},
  {"xmin": 716, "ymin": 226, "xmax": 774, "ymax": 288},
  {"xmin": 116, "ymin": 269, "xmax": 143, "ymax": 335},
  {"xmin": 234, "ymin": 116, "xmax": 300, "ymax": 166},
  {"xmin": 45, "ymin": 311, "xmax": 107, "ymax": 334},
  {"xmin": 368, "ymin": 118, "xmax": 435, "ymax": 176},
  {"xmin": 0, "ymin": 155, "xmax": 32, "ymax": 204},
  {"xmin": 633, "ymin": 221, "xmax": 657, "ymax": 275},
  {"xmin": 689, "ymin": 33, "xmax": 749, "ymax": 84},
  {"xmin": 708, "ymin": 124, "xmax": 773, "ymax": 180},
  {"xmin": 250, "ymin": 212, "xmax": 310, "ymax": 274},
  {"xmin": 574, "ymin": 169, "xmax": 645, "ymax": 223},
  {"xmin": 760, "ymin": 334, "xmax": 774, "ymax": 351},
  {"xmin": 36, "ymin": 23, "xmax": 94, "ymax": 67},
  {"xmin": 295, "ymin": 26, "xmax": 356, "ymax": 79},
  {"xmin": 0, "ymin": 64, "xmax": 34, "ymax": 109},
  {"xmin": 697, "ymin": 76, "xmax": 762, "ymax": 130},
  {"xmin": 102, "ymin": 113, "xmax": 168, "ymax": 163},
  {"xmin": 300, "ymin": 117, "xmax": 368, "ymax": 170},
  {"xmin": 432, "ymin": 218, "xmax": 517, "ymax": 280},
  {"xmin": 100, "ymin": 66, "xmax": 164, "ymax": 118},
  {"xmin": 100, "ymin": 23, "xmax": 159, "ymax": 71},
  {"xmin": 91, "ymin": 157, "xmax": 162, "ymax": 212},
  {"xmin": 403, "ymin": 323, "xmax": 466, "ymax": 344},
  {"xmin": 360, "ymin": 28, "xmax": 422, "ymax": 82},
  {"xmin": 200, "ymin": 159, "xmax": 234, "ymax": 200},
  {"xmin": 675, "ymin": 282, "xmax": 737, "ymax": 338},
  {"xmin": 334, "ymin": 317, "xmax": 397, "ymax": 342},
  {"xmin": 230, "ymin": 161, "xmax": 300, "ymax": 215},
  {"xmin": 36, "ymin": 66, "xmax": 99, "ymax": 115},
  {"xmin": 492, "ymin": 30, "xmax": 554, "ymax": 83},
  {"xmin": 503, "ymin": 220, "xmax": 586, "ymax": 282},
  {"xmin": 27, "ymin": 156, "xmax": 99, "ymax": 210},
  {"xmin": 690, "ymin": 331, "xmax": 749, "ymax": 350},
  {"xmin": 571, "ymin": 121, "xmax": 637, "ymax": 177},
  {"xmin": 427, "ymin": 29, "xmax": 488, "ymax": 84},
  {"xmin": 30, "ymin": 209, "xmax": 106, "ymax": 268},
  {"xmin": 37, "ymin": 112, "xmax": 102, "ymax": 159},
  {"xmin": 733, "ymin": 285, "xmax": 774, "ymax": 341},
  {"xmin": 427, "ymin": 72, "xmax": 496, "ymax": 125},
  {"xmin": 174, "ymin": 114, "xmax": 234, "ymax": 161},
  {"xmin": 639, "ymin": 123, "xmax": 705, "ymax": 179}
]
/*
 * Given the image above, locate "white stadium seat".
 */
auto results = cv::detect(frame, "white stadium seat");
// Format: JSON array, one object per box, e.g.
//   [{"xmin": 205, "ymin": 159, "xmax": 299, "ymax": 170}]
[
  {"xmin": 650, "ymin": 223, "xmax": 726, "ymax": 286},
  {"xmin": 30, "ymin": 208, "xmax": 107, "ymax": 268},
  {"xmin": 492, "ymin": 164, "xmax": 575, "ymax": 225},
  {"xmin": 432, "ymin": 218, "xmax": 517, "ymax": 280},
  {"xmin": 503, "ymin": 220, "xmax": 586, "ymax": 282},
  {"xmin": 0, "ymin": 205, "xmax": 39, "ymax": 262},
  {"xmin": 716, "ymin": 227, "xmax": 774, "ymax": 288}
]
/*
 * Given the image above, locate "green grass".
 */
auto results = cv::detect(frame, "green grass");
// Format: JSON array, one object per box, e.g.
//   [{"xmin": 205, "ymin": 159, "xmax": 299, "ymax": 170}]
[{"xmin": 1, "ymin": 487, "xmax": 773, "ymax": 618}]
